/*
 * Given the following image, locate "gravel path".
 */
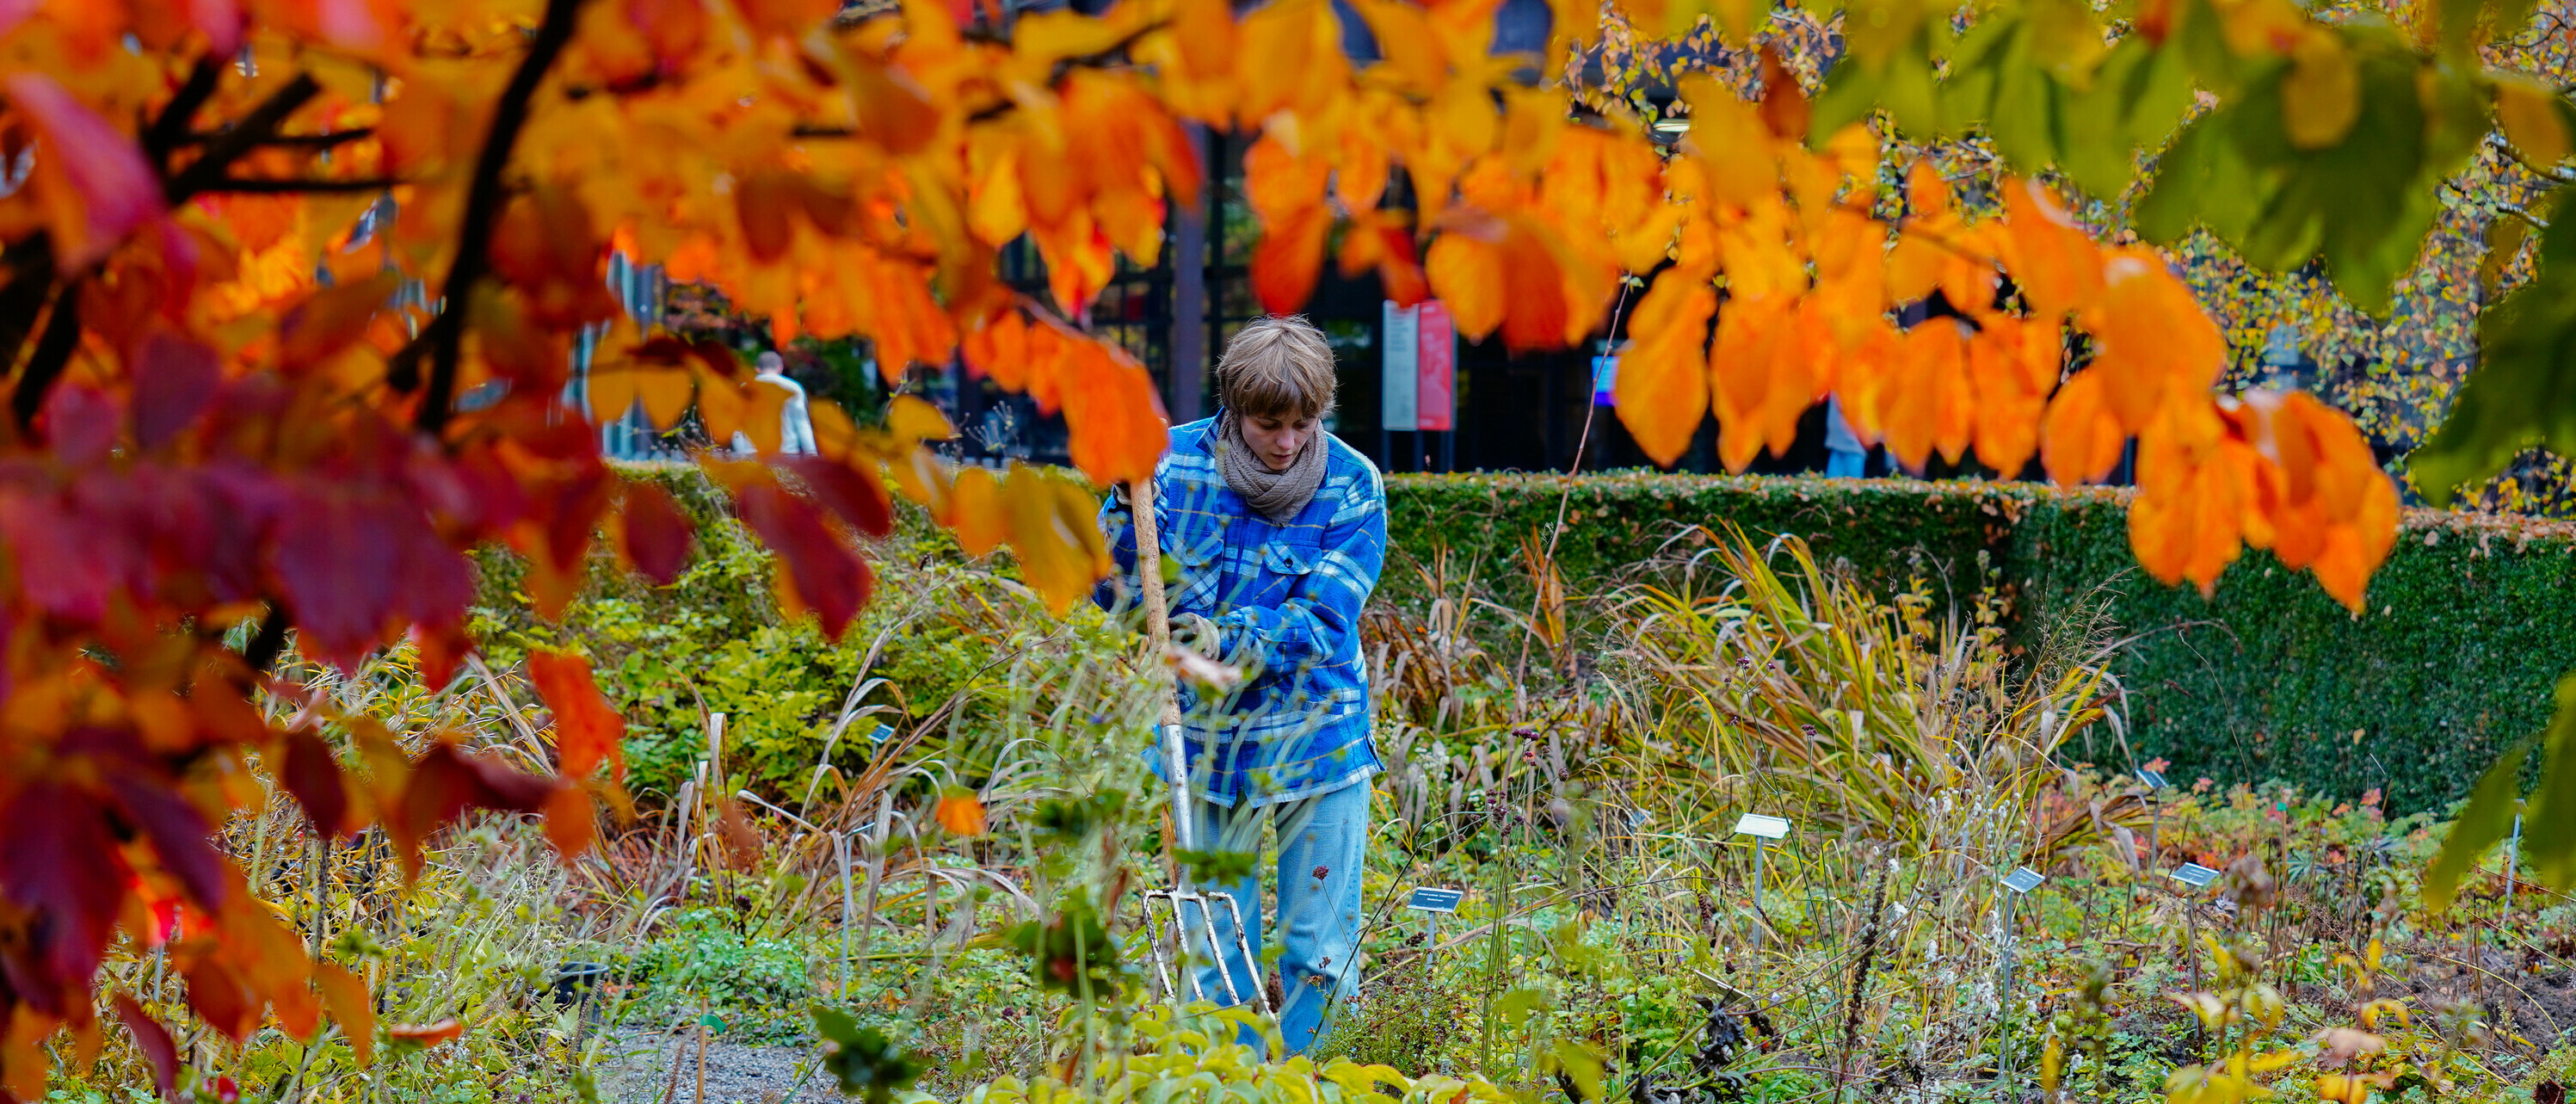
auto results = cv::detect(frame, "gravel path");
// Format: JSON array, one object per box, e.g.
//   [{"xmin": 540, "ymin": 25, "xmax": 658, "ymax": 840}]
[{"xmin": 595, "ymin": 1025, "xmax": 844, "ymax": 1104}]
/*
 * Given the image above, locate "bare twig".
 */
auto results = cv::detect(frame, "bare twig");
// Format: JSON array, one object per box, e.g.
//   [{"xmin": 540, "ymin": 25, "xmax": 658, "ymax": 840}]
[{"xmin": 400, "ymin": 0, "xmax": 588, "ymax": 435}]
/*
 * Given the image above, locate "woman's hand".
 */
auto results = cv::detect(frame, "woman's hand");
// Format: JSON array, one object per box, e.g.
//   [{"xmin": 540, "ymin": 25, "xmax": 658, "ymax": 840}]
[{"xmin": 1176, "ymin": 612, "xmax": 1222, "ymax": 658}]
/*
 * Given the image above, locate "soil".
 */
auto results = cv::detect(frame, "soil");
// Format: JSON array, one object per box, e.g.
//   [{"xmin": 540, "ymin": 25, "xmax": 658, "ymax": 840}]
[
  {"xmin": 2397, "ymin": 948, "xmax": 2576, "ymax": 1045},
  {"xmin": 595, "ymin": 1025, "xmax": 841, "ymax": 1104}
]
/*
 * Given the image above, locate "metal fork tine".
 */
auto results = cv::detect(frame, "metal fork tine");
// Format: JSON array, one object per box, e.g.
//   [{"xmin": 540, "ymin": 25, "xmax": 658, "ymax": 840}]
[
  {"xmin": 1214, "ymin": 891, "xmax": 1268, "ymax": 1015},
  {"xmin": 1141, "ymin": 891, "xmax": 1180, "ymax": 1003}
]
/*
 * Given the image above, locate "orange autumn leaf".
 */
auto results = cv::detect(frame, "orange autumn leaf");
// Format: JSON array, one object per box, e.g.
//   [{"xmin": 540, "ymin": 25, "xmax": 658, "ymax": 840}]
[
  {"xmin": 1253, "ymin": 202, "xmax": 1332, "ymax": 315},
  {"xmin": 1613, "ymin": 271, "xmax": 1716, "ymax": 467},
  {"xmin": 525, "ymin": 651, "xmax": 625, "ymax": 782},
  {"xmin": 2080, "ymin": 249, "xmax": 2227, "ymax": 432},
  {"xmin": 935, "ymin": 792, "xmax": 988, "ymax": 836},
  {"xmin": 1059, "ymin": 338, "xmax": 1169, "ymax": 488},
  {"xmin": 2130, "ymin": 404, "xmax": 2264, "ymax": 595},
  {"xmin": 1880, "ymin": 319, "xmax": 1975, "ymax": 472},
  {"xmin": 387, "ymin": 1020, "xmax": 465, "ymax": 1050},
  {"xmin": 2041, "ymin": 371, "xmax": 2128, "ymax": 485},
  {"xmin": 2001, "ymin": 178, "xmax": 2104, "ymax": 319}
]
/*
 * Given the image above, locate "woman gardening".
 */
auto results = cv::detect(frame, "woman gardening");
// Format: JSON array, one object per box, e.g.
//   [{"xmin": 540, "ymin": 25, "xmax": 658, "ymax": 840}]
[{"xmin": 1096, "ymin": 315, "xmax": 1388, "ymax": 1055}]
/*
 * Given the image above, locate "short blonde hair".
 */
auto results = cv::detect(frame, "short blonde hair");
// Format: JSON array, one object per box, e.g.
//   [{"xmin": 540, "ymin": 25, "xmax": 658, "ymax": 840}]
[{"xmin": 1216, "ymin": 316, "xmax": 1336, "ymax": 420}]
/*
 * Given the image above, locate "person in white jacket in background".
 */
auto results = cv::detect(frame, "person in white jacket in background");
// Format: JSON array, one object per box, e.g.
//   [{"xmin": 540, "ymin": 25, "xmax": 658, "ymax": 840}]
[{"xmin": 730, "ymin": 350, "xmax": 818, "ymax": 455}]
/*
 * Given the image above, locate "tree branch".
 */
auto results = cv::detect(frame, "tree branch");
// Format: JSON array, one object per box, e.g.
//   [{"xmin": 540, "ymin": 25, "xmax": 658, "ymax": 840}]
[
  {"xmin": 0, "ymin": 235, "xmax": 59, "ymax": 374},
  {"xmin": 204, "ymin": 176, "xmax": 402, "ymax": 194},
  {"xmin": 406, "ymin": 0, "xmax": 589, "ymax": 436},
  {"xmin": 183, "ymin": 126, "xmax": 376, "ymax": 150},
  {"xmin": 142, "ymin": 57, "xmax": 226, "ymax": 170},
  {"xmin": 163, "ymin": 73, "xmax": 324, "ymax": 205},
  {"xmin": 242, "ymin": 607, "xmax": 293, "ymax": 674},
  {"xmin": 11, "ymin": 281, "xmax": 81, "ymax": 431}
]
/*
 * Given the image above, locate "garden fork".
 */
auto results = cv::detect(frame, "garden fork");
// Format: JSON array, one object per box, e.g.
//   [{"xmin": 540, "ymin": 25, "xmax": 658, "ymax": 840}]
[{"xmin": 1127, "ymin": 476, "xmax": 1273, "ymax": 1016}]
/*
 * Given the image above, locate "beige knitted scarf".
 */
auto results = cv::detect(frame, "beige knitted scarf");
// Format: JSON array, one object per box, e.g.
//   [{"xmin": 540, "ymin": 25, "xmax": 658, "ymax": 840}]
[{"xmin": 1216, "ymin": 410, "xmax": 1328, "ymax": 524}]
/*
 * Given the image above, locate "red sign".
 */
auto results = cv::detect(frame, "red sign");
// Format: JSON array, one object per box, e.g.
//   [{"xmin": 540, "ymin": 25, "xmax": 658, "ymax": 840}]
[{"xmin": 1415, "ymin": 300, "xmax": 1455, "ymax": 431}]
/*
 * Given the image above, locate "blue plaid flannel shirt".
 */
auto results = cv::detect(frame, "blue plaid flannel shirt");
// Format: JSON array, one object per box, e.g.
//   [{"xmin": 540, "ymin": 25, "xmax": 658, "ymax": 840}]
[{"xmin": 1094, "ymin": 417, "xmax": 1387, "ymax": 808}]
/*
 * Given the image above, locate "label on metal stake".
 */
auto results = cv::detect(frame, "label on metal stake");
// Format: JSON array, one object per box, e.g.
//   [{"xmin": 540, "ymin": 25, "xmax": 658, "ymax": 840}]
[
  {"xmin": 1734, "ymin": 813, "xmax": 1790, "ymax": 840},
  {"xmin": 1406, "ymin": 887, "xmax": 1464, "ymax": 913}
]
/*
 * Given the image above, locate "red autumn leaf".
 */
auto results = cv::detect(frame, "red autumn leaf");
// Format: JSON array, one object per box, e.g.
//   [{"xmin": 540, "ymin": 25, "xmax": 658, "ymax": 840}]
[
  {"xmin": 268, "ymin": 490, "xmax": 450, "ymax": 669},
  {"xmin": 3, "ymin": 73, "xmax": 164, "ymax": 271},
  {"xmin": 130, "ymin": 330, "xmax": 222, "ymax": 452},
  {"xmin": 185, "ymin": 958, "xmax": 259, "ymax": 1042},
  {"xmin": 278, "ymin": 727, "xmax": 351, "ymax": 839},
  {"xmin": 616, "ymin": 479, "xmax": 695, "ymax": 585},
  {"xmin": 102, "ymin": 774, "xmax": 226, "ymax": 910},
  {"xmin": 42, "ymin": 380, "xmax": 117, "ymax": 466},
  {"xmin": 386, "ymin": 740, "xmax": 561, "ymax": 876},
  {"xmin": 114, "ymin": 994, "xmax": 181, "ymax": 1101},
  {"xmin": 526, "ymin": 650, "xmax": 625, "ymax": 782},
  {"xmin": 736, "ymin": 482, "xmax": 871, "ymax": 639},
  {"xmin": 779, "ymin": 455, "xmax": 895, "ymax": 540},
  {"xmin": 0, "ymin": 780, "xmax": 126, "ymax": 1015}
]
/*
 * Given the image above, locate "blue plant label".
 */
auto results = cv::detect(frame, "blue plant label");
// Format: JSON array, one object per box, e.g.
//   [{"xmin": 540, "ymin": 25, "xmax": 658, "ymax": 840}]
[
  {"xmin": 1406, "ymin": 887, "xmax": 1464, "ymax": 913},
  {"xmin": 2171, "ymin": 863, "xmax": 2221, "ymax": 888},
  {"xmin": 2137, "ymin": 769, "xmax": 2169, "ymax": 790},
  {"xmin": 869, "ymin": 722, "xmax": 894, "ymax": 744},
  {"xmin": 2003, "ymin": 867, "xmax": 2046, "ymax": 894}
]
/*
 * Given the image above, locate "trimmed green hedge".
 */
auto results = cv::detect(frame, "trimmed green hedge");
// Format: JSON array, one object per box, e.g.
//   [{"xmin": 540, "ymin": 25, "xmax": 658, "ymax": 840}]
[
  {"xmin": 485, "ymin": 466, "xmax": 2576, "ymax": 816},
  {"xmin": 1384, "ymin": 472, "xmax": 2576, "ymax": 817}
]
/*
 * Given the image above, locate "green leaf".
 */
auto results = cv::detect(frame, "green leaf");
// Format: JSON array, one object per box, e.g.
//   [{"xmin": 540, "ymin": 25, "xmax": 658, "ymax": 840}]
[
  {"xmin": 1810, "ymin": 59, "xmax": 1885, "ymax": 142},
  {"xmin": 2121, "ymin": 38, "xmax": 2200, "ymax": 151},
  {"xmin": 810, "ymin": 1005, "xmax": 927, "ymax": 1104},
  {"xmin": 1494, "ymin": 985, "xmax": 1553, "ymax": 1028},
  {"xmin": 2423, "ymin": 737, "xmax": 2531, "ymax": 910},
  {"xmin": 2529, "ymin": 673, "xmax": 2576, "ymax": 891},
  {"xmin": 2056, "ymin": 40, "xmax": 2148, "ymax": 199},
  {"xmin": 2135, "ymin": 120, "xmax": 2255, "ymax": 245},
  {"xmin": 1550, "ymin": 1039, "xmax": 1607, "ymax": 1102},
  {"xmin": 1177, "ymin": 847, "xmax": 1258, "ymax": 885},
  {"xmin": 1987, "ymin": 29, "xmax": 2063, "ymax": 171}
]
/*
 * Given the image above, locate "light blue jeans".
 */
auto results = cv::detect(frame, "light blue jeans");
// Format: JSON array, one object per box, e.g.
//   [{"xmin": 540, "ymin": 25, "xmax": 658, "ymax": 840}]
[
  {"xmin": 1825, "ymin": 447, "xmax": 1867, "ymax": 478},
  {"xmin": 1186, "ymin": 779, "xmax": 1370, "ymax": 1056}
]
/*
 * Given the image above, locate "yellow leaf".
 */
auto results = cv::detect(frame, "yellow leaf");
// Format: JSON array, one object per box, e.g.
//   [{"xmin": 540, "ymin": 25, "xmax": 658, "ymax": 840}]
[
  {"xmin": 886, "ymin": 394, "xmax": 957, "ymax": 444},
  {"xmin": 741, "ymin": 379, "xmax": 792, "ymax": 454},
  {"xmin": 950, "ymin": 465, "xmax": 1006, "ymax": 557},
  {"xmin": 2495, "ymin": 73, "xmax": 2571, "ymax": 166},
  {"xmin": 697, "ymin": 373, "xmax": 747, "ymax": 446},
  {"xmin": 588, "ymin": 365, "xmax": 639, "ymax": 423},
  {"xmin": 2281, "ymin": 29, "xmax": 2360, "ymax": 150}
]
